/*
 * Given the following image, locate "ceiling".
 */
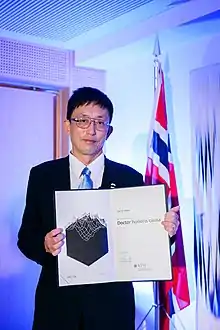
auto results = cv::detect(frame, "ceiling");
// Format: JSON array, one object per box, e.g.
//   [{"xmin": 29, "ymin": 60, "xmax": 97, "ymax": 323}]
[
  {"xmin": 0, "ymin": 0, "xmax": 219, "ymax": 63},
  {"xmin": 0, "ymin": 0, "xmax": 191, "ymax": 44}
]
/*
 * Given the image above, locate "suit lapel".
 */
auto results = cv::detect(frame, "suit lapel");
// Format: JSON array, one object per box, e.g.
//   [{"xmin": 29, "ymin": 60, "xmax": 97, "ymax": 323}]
[
  {"xmin": 101, "ymin": 157, "xmax": 116, "ymax": 189},
  {"xmin": 54, "ymin": 156, "xmax": 71, "ymax": 191}
]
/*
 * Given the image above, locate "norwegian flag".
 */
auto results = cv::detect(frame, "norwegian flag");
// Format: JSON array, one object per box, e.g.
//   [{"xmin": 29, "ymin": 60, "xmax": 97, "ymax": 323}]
[{"xmin": 145, "ymin": 63, "xmax": 190, "ymax": 329}]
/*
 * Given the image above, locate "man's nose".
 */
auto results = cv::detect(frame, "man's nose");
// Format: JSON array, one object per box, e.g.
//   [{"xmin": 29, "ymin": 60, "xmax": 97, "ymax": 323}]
[{"xmin": 86, "ymin": 121, "xmax": 96, "ymax": 135}]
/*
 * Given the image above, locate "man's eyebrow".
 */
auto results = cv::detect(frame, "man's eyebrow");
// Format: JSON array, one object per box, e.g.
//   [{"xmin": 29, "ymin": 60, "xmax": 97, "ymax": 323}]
[{"xmin": 79, "ymin": 114, "xmax": 106, "ymax": 119}]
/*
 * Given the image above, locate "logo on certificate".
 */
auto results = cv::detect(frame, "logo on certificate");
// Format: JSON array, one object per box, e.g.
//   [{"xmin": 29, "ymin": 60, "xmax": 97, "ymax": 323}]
[
  {"xmin": 134, "ymin": 263, "xmax": 149, "ymax": 271},
  {"xmin": 65, "ymin": 213, "xmax": 108, "ymax": 266}
]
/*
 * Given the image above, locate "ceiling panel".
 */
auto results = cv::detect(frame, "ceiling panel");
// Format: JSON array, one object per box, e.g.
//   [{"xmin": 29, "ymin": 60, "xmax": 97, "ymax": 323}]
[{"xmin": 0, "ymin": 0, "xmax": 192, "ymax": 42}]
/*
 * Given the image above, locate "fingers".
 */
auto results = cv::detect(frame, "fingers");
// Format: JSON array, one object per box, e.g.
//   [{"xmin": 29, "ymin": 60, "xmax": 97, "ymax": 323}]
[
  {"xmin": 164, "ymin": 211, "xmax": 179, "ymax": 223},
  {"xmin": 162, "ymin": 219, "xmax": 180, "ymax": 228},
  {"xmin": 162, "ymin": 206, "xmax": 180, "ymax": 237},
  {"xmin": 51, "ymin": 240, "xmax": 65, "ymax": 256},
  {"xmin": 170, "ymin": 205, "xmax": 180, "ymax": 212},
  {"xmin": 44, "ymin": 228, "xmax": 65, "ymax": 256},
  {"xmin": 162, "ymin": 216, "xmax": 179, "ymax": 226},
  {"xmin": 47, "ymin": 228, "xmax": 63, "ymax": 238},
  {"xmin": 162, "ymin": 221, "xmax": 179, "ymax": 236},
  {"xmin": 48, "ymin": 233, "xmax": 64, "ymax": 245}
]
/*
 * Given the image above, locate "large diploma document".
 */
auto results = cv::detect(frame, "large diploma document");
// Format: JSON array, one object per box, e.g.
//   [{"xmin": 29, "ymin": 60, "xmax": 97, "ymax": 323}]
[{"xmin": 55, "ymin": 185, "xmax": 172, "ymax": 286}]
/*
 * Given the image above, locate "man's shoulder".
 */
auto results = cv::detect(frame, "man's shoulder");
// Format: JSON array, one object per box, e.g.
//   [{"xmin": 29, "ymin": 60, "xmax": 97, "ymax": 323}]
[
  {"xmin": 31, "ymin": 156, "xmax": 69, "ymax": 174},
  {"xmin": 107, "ymin": 158, "xmax": 140, "ymax": 174},
  {"xmin": 106, "ymin": 158, "xmax": 144, "ymax": 184}
]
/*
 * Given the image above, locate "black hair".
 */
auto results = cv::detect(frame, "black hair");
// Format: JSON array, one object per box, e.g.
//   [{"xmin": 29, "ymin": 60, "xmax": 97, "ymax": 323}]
[{"xmin": 67, "ymin": 87, "xmax": 114, "ymax": 123}]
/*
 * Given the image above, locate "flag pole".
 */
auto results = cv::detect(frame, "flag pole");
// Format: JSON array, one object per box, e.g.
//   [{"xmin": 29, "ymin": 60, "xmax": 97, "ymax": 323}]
[
  {"xmin": 151, "ymin": 36, "xmax": 179, "ymax": 330},
  {"xmin": 153, "ymin": 34, "xmax": 161, "ymax": 91},
  {"xmin": 137, "ymin": 35, "xmax": 189, "ymax": 330},
  {"xmin": 152, "ymin": 34, "xmax": 161, "ymax": 330},
  {"xmin": 136, "ymin": 35, "xmax": 161, "ymax": 330},
  {"xmin": 146, "ymin": 35, "xmax": 161, "ymax": 159}
]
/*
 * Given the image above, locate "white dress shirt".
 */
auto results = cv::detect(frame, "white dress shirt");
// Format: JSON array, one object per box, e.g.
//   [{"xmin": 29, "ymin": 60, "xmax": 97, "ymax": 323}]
[{"xmin": 69, "ymin": 152, "xmax": 105, "ymax": 189}]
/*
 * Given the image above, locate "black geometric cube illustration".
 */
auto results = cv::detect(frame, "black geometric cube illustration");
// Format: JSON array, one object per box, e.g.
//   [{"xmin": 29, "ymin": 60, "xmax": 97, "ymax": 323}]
[{"xmin": 65, "ymin": 213, "xmax": 108, "ymax": 266}]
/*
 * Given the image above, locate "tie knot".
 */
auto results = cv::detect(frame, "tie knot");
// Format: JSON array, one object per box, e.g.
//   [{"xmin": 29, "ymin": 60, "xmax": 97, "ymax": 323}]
[
  {"xmin": 81, "ymin": 167, "xmax": 91, "ymax": 177},
  {"xmin": 78, "ymin": 167, "xmax": 93, "ymax": 189}
]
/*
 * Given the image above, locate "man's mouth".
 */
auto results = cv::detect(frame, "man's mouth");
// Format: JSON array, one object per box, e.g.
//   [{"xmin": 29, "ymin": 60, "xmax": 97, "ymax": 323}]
[{"xmin": 83, "ymin": 139, "xmax": 96, "ymax": 144}]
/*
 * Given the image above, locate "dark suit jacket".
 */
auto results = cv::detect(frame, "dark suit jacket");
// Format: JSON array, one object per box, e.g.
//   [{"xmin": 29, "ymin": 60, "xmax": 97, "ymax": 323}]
[{"xmin": 17, "ymin": 156, "xmax": 144, "ymax": 328}]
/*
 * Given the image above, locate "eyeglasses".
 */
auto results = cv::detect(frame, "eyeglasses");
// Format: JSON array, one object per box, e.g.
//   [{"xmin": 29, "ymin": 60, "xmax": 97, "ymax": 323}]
[{"xmin": 70, "ymin": 116, "xmax": 110, "ymax": 131}]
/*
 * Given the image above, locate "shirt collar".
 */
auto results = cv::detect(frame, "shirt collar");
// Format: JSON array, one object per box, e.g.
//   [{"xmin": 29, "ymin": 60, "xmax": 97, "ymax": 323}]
[{"xmin": 69, "ymin": 152, "xmax": 105, "ymax": 180}]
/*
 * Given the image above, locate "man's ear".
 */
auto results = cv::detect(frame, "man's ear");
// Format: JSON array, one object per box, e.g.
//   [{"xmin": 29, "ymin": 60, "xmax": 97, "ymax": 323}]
[
  {"xmin": 64, "ymin": 119, "xmax": 70, "ymax": 134},
  {"xmin": 106, "ymin": 125, "xmax": 113, "ymax": 139}
]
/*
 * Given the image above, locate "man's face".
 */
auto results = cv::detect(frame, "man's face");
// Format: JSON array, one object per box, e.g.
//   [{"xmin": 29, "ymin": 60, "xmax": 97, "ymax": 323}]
[{"xmin": 65, "ymin": 103, "xmax": 112, "ymax": 160}]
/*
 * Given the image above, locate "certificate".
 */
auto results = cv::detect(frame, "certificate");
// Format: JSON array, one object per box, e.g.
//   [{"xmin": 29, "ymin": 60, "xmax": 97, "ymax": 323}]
[{"xmin": 55, "ymin": 184, "xmax": 172, "ymax": 286}]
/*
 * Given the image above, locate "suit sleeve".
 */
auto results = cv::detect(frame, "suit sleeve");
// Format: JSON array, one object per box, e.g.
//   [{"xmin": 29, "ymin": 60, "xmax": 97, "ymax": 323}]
[
  {"xmin": 133, "ymin": 171, "xmax": 145, "ymax": 187},
  {"xmin": 17, "ymin": 167, "xmax": 52, "ymax": 266}
]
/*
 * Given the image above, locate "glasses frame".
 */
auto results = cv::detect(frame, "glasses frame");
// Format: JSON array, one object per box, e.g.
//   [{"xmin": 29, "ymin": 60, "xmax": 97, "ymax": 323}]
[{"xmin": 70, "ymin": 116, "xmax": 110, "ymax": 131}]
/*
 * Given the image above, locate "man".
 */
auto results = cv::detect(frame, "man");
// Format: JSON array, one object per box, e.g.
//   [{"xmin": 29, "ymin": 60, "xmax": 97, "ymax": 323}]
[{"xmin": 17, "ymin": 87, "xmax": 179, "ymax": 330}]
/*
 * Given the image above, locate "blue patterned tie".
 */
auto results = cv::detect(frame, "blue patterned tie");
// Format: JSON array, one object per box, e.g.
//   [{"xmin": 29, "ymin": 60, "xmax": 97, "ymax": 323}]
[{"xmin": 78, "ymin": 167, "xmax": 93, "ymax": 189}]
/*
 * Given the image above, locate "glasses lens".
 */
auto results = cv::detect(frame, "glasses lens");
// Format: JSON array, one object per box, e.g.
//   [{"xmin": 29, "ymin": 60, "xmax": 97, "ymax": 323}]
[
  {"xmin": 77, "ymin": 118, "xmax": 90, "ymax": 128},
  {"xmin": 74, "ymin": 117, "xmax": 108, "ymax": 130},
  {"xmin": 96, "ymin": 121, "xmax": 106, "ymax": 130}
]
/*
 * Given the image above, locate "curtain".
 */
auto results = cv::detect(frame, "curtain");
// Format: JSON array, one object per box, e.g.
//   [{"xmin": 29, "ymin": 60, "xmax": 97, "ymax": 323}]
[{"xmin": 190, "ymin": 63, "xmax": 220, "ymax": 330}]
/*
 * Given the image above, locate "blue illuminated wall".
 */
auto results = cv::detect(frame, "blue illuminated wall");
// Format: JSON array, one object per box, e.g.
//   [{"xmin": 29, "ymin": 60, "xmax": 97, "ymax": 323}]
[
  {"xmin": 1, "ymin": 8, "xmax": 220, "ymax": 329},
  {"xmin": 0, "ymin": 87, "xmax": 54, "ymax": 330},
  {"xmin": 78, "ymin": 22, "xmax": 220, "ymax": 329}
]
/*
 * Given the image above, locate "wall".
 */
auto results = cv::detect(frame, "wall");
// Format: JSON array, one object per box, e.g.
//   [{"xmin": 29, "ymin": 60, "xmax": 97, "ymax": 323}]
[
  {"xmin": 0, "ymin": 87, "xmax": 55, "ymax": 330},
  {"xmin": 77, "ymin": 30, "xmax": 220, "ymax": 329},
  {"xmin": 0, "ymin": 37, "xmax": 106, "ymax": 329}
]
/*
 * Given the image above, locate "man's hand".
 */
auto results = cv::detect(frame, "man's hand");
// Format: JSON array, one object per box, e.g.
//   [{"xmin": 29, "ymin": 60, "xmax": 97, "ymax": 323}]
[
  {"xmin": 162, "ymin": 206, "xmax": 180, "ymax": 237},
  {"xmin": 44, "ymin": 228, "xmax": 65, "ymax": 256}
]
